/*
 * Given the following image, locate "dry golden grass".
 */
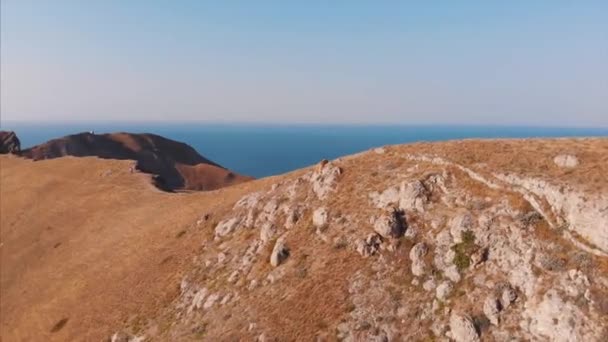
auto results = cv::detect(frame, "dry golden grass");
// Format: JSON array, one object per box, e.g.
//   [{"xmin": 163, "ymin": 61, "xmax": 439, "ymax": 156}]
[{"xmin": 1, "ymin": 137, "xmax": 606, "ymax": 341}]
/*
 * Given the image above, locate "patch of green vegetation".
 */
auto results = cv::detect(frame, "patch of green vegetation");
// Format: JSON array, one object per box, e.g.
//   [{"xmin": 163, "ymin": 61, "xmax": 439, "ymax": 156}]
[{"xmin": 451, "ymin": 230, "xmax": 477, "ymax": 271}]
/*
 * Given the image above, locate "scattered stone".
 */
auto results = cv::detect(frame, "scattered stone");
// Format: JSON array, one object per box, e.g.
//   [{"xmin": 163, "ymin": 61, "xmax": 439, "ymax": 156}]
[
  {"xmin": 259, "ymin": 223, "xmax": 277, "ymax": 243},
  {"xmin": 312, "ymin": 207, "xmax": 329, "ymax": 228},
  {"xmin": 203, "ymin": 293, "xmax": 220, "ymax": 309},
  {"xmin": 470, "ymin": 247, "xmax": 488, "ymax": 267},
  {"xmin": 310, "ymin": 161, "xmax": 342, "ymax": 200},
  {"xmin": 285, "ymin": 208, "xmax": 301, "ymax": 229},
  {"xmin": 215, "ymin": 218, "xmax": 241, "ymax": 237},
  {"xmin": 483, "ymin": 296, "xmax": 501, "ymax": 325},
  {"xmin": 409, "ymin": 242, "xmax": 429, "ymax": 276},
  {"xmin": 398, "ymin": 180, "xmax": 429, "ymax": 212},
  {"xmin": 501, "ymin": 286, "xmax": 517, "ymax": 309},
  {"xmin": 270, "ymin": 236, "xmax": 289, "ymax": 267},
  {"xmin": 553, "ymin": 154, "xmax": 579, "ymax": 168},
  {"xmin": 372, "ymin": 208, "xmax": 406, "ymax": 239},
  {"xmin": 436, "ymin": 281, "xmax": 453, "ymax": 301},
  {"xmin": 448, "ymin": 313, "xmax": 480, "ymax": 342},
  {"xmin": 423, "ymin": 278, "xmax": 437, "ymax": 292},
  {"xmin": 356, "ymin": 233, "xmax": 383, "ymax": 257},
  {"xmin": 450, "ymin": 213, "xmax": 474, "ymax": 244},
  {"xmin": 444, "ymin": 265, "xmax": 462, "ymax": 283},
  {"xmin": 228, "ymin": 271, "xmax": 239, "ymax": 284},
  {"xmin": 189, "ymin": 288, "xmax": 209, "ymax": 312}
]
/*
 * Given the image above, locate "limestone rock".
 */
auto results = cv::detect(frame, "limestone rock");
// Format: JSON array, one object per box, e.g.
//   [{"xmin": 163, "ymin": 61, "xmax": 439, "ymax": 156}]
[
  {"xmin": 260, "ymin": 222, "xmax": 277, "ymax": 243},
  {"xmin": 270, "ymin": 236, "xmax": 289, "ymax": 267},
  {"xmin": 553, "ymin": 154, "xmax": 579, "ymax": 168},
  {"xmin": 436, "ymin": 281, "xmax": 453, "ymax": 301},
  {"xmin": 356, "ymin": 233, "xmax": 383, "ymax": 257},
  {"xmin": 483, "ymin": 296, "xmax": 501, "ymax": 325},
  {"xmin": 448, "ymin": 313, "xmax": 480, "ymax": 342},
  {"xmin": 203, "ymin": 293, "xmax": 220, "ymax": 310},
  {"xmin": 215, "ymin": 217, "xmax": 241, "ymax": 237},
  {"xmin": 501, "ymin": 286, "xmax": 517, "ymax": 309},
  {"xmin": 409, "ymin": 242, "xmax": 429, "ymax": 276},
  {"xmin": 312, "ymin": 207, "xmax": 329, "ymax": 228},
  {"xmin": 372, "ymin": 208, "xmax": 406, "ymax": 239},
  {"xmin": 450, "ymin": 213, "xmax": 474, "ymax": 243},
  {"xmin": 310, "ymin": 161, "xmax": 342, "ymax": 200},
  {"xmin": 398, "ymin": 180, "xmax": 429, "ymax": 212}
]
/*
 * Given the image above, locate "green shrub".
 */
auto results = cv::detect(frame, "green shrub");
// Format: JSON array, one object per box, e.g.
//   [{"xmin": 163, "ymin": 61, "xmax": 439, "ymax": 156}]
[{"xmin": 452, "ymin": 230, "xmax": 477, "ymax": 271}]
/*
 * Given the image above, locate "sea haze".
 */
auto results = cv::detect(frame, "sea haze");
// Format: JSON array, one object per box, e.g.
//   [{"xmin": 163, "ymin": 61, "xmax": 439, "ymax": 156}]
[{"xmin": 3, "ymin": 122, "xmax": 608, "ymax": 178}]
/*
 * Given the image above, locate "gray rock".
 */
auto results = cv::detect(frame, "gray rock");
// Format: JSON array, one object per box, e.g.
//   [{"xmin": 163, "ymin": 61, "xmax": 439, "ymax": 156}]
[
  {"xmin": 483, "ymin": 296, "xmax": 501, "ymax": 325},
  {"xmin": 436, "ymin": 281, "xmax": 453, "ymax": 301},
  {"xmin": 448, "ymin": 313, "xmax": 480, "ymax": 342},
  {"xmin": 214, "ymin": 217, "xmax": 241, "ymax": 237},
  {"xmin": 409, "ymin": 242, "xmax": 428, "ymax": 276},
  {"xmin": 312, "ymin": 207, "xmax": 329, "ymax": 228},
  {"xmin": 373, "ymin": 208, "xmax": 406, "ymax": 239},
  {"xmin": 356, "ymin": 233, "xmax": 383, "ymax": 257},
  {"xmin": 270, "ymin": 236, "xmax": 289, "ymax": 267},
  {"xmin": 553, "ymin": 154, "xmax": 579, "ymax": 168}
]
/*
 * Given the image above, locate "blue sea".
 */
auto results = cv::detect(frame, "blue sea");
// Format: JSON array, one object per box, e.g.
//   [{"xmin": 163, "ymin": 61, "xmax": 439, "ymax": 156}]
[{"xmin": 2, "ymin": 122, "xmax": 607, "ymax": 178}]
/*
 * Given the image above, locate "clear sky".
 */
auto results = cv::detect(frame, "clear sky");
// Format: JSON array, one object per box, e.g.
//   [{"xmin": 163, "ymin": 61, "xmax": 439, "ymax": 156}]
[{"xmin": 1, "ymin": 1, "xmax": 607, "ymax": 126}]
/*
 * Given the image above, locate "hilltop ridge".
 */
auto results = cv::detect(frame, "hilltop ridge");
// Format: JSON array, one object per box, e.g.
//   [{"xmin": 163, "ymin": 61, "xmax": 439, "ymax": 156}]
[
  {"xmin": 1, "ymin": 138, "xmax": 607, "ymax": 341},
  {"xmin": 0, "ymin": 131, "xmax": 252, "ymax": 191}
]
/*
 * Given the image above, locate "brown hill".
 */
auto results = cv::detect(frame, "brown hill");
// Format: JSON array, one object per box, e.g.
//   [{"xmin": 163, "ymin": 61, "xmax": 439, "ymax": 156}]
[
  {"xmin": 1, "ymin": 138, "xmax": 607, "ymax": 341},
  {"xmin": 18, "ymin": 132, "xmax": 252, "ymax": 191},
  {"xmin": 0, "ymin": 131, "xmax": 21, "ymax": 154}
]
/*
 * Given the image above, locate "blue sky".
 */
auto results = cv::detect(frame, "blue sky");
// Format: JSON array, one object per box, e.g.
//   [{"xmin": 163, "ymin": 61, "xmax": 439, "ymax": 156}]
[{"xmin": 1, "ymin": 1, "xmax": 607, "ymax": 126}]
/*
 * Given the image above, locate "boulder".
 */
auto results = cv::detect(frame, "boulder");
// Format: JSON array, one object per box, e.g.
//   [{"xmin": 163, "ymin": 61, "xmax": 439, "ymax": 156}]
[
  {"xmin": 436, "ymin": 281, "xmax": 453, "ymax": 301},
  {"xmin": 372, "ymin": 208, "xmax": 406, "ymax": 239},
  {"xmin": 398, "ymin": 180, "xmax": 429, "ymax": 212},
  {"xmin": 312, "ymin": 207, "xmax": 329, "ymax": 228},
  {"xmin": 259, "ymin": 222, "xmax": 277, "ymax": 243},
  {"xmin": 450, "ymin": 213, "xmax": 474, "ymax": 244},
  {"xmin": 553, "ymin": 154, "xmax": 579, "ymax": 168},
  {"xmin": 270, "ymin": 236, "xmax": 289, "ymax": 267},
  {"xmin": 409, "ymin": 242, "xmax": 429, "ymax": 276},
  {"xmin": 483, "ymin": 296, "xmax": 501, "ymax": 326},
  {"xmin": 310, "ymin": 161, "xmax": 342, "ymax": 200},
  {"xmin": 356, "ymin": 233, "xmax": 383, "ymax": 257},
  {"xmin": 448, "ymin": 313, "xmax": 480, "ymax": 342},
  {"xmin": 501, "ymin": 286, "xmax": 517, "ymax": 309},
  {"xmin": 215, "ymin": 218, "xmax": 241, "ymax": 237}
]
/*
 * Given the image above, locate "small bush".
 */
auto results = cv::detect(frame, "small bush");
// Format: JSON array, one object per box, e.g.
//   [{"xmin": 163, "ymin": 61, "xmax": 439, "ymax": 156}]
[
  {"xmin": 453, "ymin": 252, "xmax": 471, "ymax": 271},
  {"xmin": 452, "ymin": 230, "xmax": 477, "ymax": 271}
]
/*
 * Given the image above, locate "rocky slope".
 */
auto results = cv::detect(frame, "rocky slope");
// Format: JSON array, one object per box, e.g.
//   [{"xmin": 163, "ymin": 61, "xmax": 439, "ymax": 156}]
[
  {"xmin": 1, "ymin": 138, "xmax": 607, "ymax": 341},
  {"xmin": 14, "ymin": 131, "xmax": 252, "ymax": 191}
]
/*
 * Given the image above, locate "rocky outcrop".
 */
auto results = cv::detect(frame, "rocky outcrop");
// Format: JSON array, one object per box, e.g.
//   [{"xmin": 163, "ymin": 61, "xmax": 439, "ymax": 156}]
[{"xmin": 0, "ymin": 131, "xmax": 21, "ymax": 154}]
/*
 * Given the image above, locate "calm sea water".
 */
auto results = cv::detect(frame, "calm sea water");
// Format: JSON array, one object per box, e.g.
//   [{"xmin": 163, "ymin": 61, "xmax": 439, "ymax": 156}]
[{"xmin": 2, "ymin": 122, "xmax": 607, "ymax": 178}]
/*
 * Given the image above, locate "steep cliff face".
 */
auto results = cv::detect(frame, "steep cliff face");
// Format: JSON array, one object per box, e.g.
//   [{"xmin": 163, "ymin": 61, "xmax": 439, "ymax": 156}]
[
  {"xmin": 1, "ymin": 138, "xmax": 607, "ymax": 341},
  {"xmin": 0, "ymin": 131, "xmax": 21, "ymax": 154},
  {"xmin": 18, "ymin": 132, "xmax": 252, "ymax": 191}
]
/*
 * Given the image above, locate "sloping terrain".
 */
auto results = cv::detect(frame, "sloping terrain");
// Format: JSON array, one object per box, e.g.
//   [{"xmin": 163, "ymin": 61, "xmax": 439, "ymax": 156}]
[
  {"xmin": 1, "ymin": 138, "xmax": 607, "ymax": 341},
  {"xmin": 16, "ymin": 131, "xmax": 252, "ymax": 191}
]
